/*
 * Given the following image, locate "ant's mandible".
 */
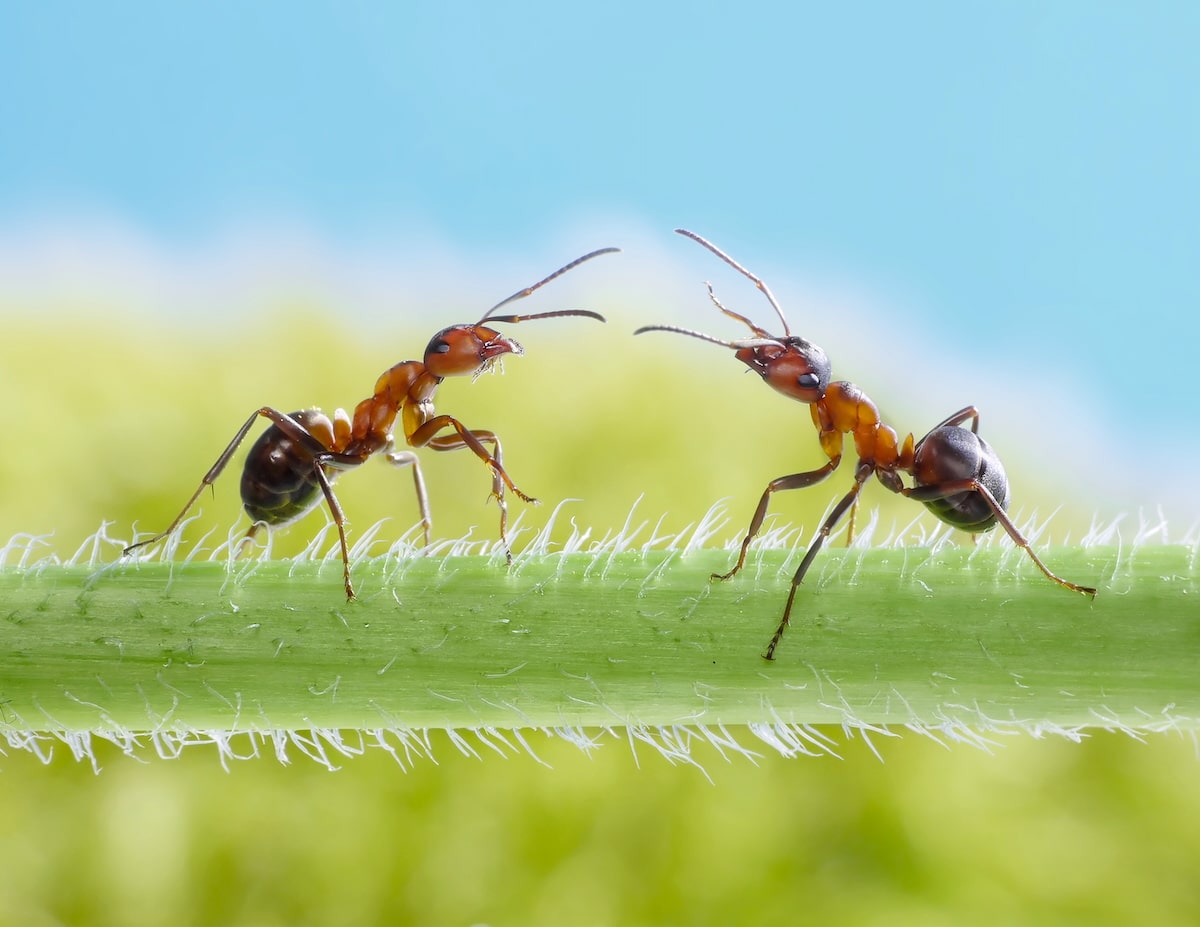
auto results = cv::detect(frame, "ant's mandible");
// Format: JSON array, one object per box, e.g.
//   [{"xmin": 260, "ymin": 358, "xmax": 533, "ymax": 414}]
[
  {"xmin": 636, "ymin": 229, "xmax": 1096, "ymax": 660},
  {"xmin": 124, "ymin": 246, "xmax": 619, "ymax": 599}
]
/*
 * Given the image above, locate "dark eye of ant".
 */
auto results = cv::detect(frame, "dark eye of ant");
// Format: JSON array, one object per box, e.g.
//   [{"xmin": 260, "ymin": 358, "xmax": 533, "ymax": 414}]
[
  {"xmin": 431, "ymin": 340, "xmax": 451, "ymax": 354},
  {"xmin": 797, "ymin": 373, "xmax": 819, "ymax": 389}
]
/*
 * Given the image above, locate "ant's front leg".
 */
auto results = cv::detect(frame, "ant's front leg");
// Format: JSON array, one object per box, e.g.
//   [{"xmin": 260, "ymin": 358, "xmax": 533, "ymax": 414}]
[
  {"xmin": 410, "ymin": 416, "xmax": 531, "ymax": 562},
  {"xmin": 764, "ymin": 460, "xmax": 873, "ymax": 661},
  {"xmin": 408, "ymin": 417, "xmax": 532, "ymax": 500},
  {"xmin": 430, "ymin": 429, "xmax": 517, "ymax": 562},
  {"xmin": 715, "ymin": 458, "xmax": 841, "ymax": 582}
]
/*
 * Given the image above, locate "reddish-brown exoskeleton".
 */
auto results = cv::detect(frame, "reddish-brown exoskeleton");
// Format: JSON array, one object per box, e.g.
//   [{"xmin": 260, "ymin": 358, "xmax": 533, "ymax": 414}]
[
  {"xmin": 636, "ymin": 229, "xmax": 1096, "ymax": 659},
  {"xmin": 124, "ymin": 246, "xmax": 619, "ymax": 598}
]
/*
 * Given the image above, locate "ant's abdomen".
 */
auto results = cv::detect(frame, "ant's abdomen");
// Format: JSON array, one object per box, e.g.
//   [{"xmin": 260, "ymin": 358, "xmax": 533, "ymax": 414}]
[
  {"xmin": 913, "ymin": 426, "xmax": 1010, "ymax": 532},
  {"xmin": 240, "ymin": 409, "xmax": 333, "ymax": 526}
]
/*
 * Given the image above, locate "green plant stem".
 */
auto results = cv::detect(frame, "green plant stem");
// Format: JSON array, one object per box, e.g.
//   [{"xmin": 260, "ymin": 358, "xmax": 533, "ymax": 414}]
[{"xmin": 1, "ymin": 543, "xmax": 1196, "ymax": 737}]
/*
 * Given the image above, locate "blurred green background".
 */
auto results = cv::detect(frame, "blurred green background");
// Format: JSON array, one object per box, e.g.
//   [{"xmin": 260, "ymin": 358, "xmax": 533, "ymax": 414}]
[{"xmin": 3, "ymin": 307, "xmax": 1197, "ymax": 926}]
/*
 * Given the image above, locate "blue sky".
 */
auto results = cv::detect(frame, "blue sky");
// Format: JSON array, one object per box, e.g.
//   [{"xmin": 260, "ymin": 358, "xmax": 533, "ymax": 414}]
[{"xmin": 3, "ymin": 2, "xmax": 1198, "ymax": 518}]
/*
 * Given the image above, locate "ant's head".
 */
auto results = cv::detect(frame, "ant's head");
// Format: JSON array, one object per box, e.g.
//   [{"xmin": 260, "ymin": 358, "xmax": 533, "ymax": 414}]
[
  {"xmin": 423, "ymin": 324, "xmax": 523, "ymax": 379},
  {"xmin": 635, "ymin": 228, "xmax": 831, "ymax": 403},
  {"xmin": 734, "ymin": 335, "xmax": 831, "ymax": 404},
  {"xmin": 422, "ymin": 246, "xmax": 617, "ymax": 380},
  {"xmin": 634, "ymin": 324, "xmax": 831, "ymax": 405}
]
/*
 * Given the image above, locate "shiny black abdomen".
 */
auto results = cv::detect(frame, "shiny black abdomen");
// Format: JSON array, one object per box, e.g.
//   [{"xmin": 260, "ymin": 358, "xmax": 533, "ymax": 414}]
[
  {"xmin": 912, "ymin": 426, "xmax": 1010, "ymax": 532},
  {"xmin": 240, "ymin": 410, "xmax": 333, "ymax": 526}
]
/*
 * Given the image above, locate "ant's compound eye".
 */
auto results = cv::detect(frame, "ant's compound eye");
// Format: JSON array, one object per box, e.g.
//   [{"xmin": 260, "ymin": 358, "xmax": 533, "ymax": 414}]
[
  {"xmin": 431, "ymin": 340, "xmax": 451, "ymax": 354},
  {"xmin": 797, "ymin": 373, "xmax": 821, "ymax": 390}
]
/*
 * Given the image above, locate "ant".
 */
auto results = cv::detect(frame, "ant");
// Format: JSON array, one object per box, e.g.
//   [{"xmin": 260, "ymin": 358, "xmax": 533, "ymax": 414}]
[
  {"xmin": 124, "ymin": 246, "xmax": 619, "ymax": 599},
  {"xmin": 636, "ymin": 229, "xmax": 1096, "ymax": 660}
]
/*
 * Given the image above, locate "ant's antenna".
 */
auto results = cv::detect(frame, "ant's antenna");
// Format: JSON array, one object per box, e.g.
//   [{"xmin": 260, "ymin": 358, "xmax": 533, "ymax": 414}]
[
  {"xmin": 479, "ymin": 247, "xmax": 621, "ymax": 322},
  {"xmin": 675, "ymin": 229, "xmax": 791, "ymax": 337},
  {"xmin": 633, "ymin": 324, "xmax": 783, "ymax": 352}
]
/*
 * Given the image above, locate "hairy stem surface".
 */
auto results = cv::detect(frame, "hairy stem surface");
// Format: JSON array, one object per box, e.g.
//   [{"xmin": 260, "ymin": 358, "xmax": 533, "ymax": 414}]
[{"xmin": 2, "ymin": 542, "xmax": 1195, "ymax": 738}]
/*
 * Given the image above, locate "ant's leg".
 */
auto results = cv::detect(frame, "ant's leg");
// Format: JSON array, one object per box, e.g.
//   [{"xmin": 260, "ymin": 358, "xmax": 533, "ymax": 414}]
[
  {"xmin": 124, "ymin": 407, "xmax": 298, "ymax": 556},
  {"xmin": 903, "ymin": 479, "xmax": 1097, "ymax": 597},
  {"xmin": 409, "ymin": 417, "xmax": 526, "ymax": 562},
  {"xmin": 385, "ymin": 450, "xmax": 432, "ymax": 547},
  {"xmin": 845, "ymin": 500, "xmax": 859, "ymax": 547},
  {"xmin": 926, "ymin": 406, "xmax": 981, "ymax": 434},
  {"xmin": 714, "ymin": 458, "xmax": 841, "ymax": 581},
  {"xmin": 296, "ymin": 460, "xmax": 356, "ymax": 600},
  {"xmin": 764, "ymin": 462, "xmax": 872, "ymax": 661},
  {"xmin": 407, "ymin": 416, "xmax": 532, "ymax": 500},
  {"xmin": 428, "ymin": 430, "xmax": 514, "ymax": 562}
]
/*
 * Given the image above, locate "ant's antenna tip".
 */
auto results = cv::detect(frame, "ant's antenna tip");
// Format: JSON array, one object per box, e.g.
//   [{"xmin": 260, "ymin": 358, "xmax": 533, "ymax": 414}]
[
  {"xmin": 632, "ymin": 324, "xmax": 689, "ymax": 337},
  {"xmin": 480, "ymin": 246, "xmax": 620, "ymax": 320}
]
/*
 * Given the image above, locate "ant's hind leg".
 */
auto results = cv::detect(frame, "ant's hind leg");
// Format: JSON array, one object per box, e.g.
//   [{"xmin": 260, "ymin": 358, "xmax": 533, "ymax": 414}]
[
  {"xmin": 123, "ymin": 408, "xmax": 282, "ymax": 556},
  {"xmin": 925, "ymin": 405, "xmax": 981, "ymax": 435},
  {"xmin": 903, "ymin": 478, "xmax": 1097, "ymax": 597}
]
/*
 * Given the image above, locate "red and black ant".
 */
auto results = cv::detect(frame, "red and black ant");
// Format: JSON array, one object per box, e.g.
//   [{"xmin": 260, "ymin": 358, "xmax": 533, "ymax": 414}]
[
  {"xmin": 636, "ymin": 229, "xmax": 1096, "ymax": 660},
  {"xmin": 124, "ymin": 246, "xmax": 619, "ymax": 598}
]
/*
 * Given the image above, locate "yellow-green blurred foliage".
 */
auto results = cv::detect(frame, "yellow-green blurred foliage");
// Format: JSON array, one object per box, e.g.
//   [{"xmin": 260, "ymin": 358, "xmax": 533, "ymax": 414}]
[
  {"xmin": 2, "ymin": 733, "xmax": 1199, "ymax": 927},
  {"xmin": 2, "ymin": 308, "xmax": 1194, "ymax": 925}
]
